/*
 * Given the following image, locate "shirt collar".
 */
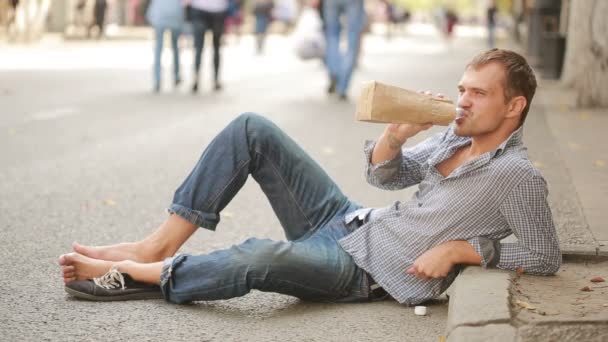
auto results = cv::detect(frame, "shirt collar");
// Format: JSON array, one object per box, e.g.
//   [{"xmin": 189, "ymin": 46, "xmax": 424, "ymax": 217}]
[{"xmin": 492, "ymin": 126, "xmax": 524, "ymax": 158}]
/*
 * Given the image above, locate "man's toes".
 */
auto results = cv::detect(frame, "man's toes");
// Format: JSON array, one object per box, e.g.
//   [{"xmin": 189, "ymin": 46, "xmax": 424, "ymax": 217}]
[
  {"xmin": 63, "ymin": 276, "xmax": 76, "ymax": 284},
  {"xmin": 58, "ymin": 254, "xmax": 70, "ymax": 266},
  {"xmin": 60, "ymin": 252, "xmax": 80, "ymax": 267},
  {"xmin": 62, "ymin": 265, "xmax": 75, "ymax": 276},
  {"xmin": 72, "ymin": 241, "xmax": 98, "ymax": 258},
  {"xmin": 72, "ymin": 241, "xmax": 86, "ymax": 253}
]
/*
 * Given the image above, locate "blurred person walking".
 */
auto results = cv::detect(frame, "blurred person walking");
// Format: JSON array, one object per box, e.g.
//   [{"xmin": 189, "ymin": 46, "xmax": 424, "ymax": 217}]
[
  {"xmin": 486, "ymin": 0, "xmax": 497, "ymax": 48},
  {"xmin": 273, "ymin": 0, "xmax": 297, "ymax": 34},
  {"xmin": 224, "ymin": 0, "xmax": 244, "ymax": 40},
  {"xmin": 88, "ymin": 0, "xmax": 108, "ymax": 39},
  {"xmin": 146, "ymin": 0, "xmax": 185, "ymax": 93},
  {"xmin": 253, "ymin": 0, "xmax": 274, "ymax": 54},
  {"xmin": 323, "ymin": 0, "xmax": 365, "ymax": 101},
  {"xmin": 5, "ymin": 0, "xmax": 19, "ymax": 41},
  {"xmin": 190, "ymin": 0, "xmax": 229, "ymax": 93}
]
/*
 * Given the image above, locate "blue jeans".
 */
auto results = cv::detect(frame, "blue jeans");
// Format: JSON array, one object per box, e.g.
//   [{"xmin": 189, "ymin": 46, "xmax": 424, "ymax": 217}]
[
  {"xmin": 160, "ymin": 113, "xmax": 371, "ymax": 303},
  {"xmin": 153, "ymin": 26, "xmax": 181, "ymax": 88},
  {"xmin": 323, "ymin": 0, "xmax": 365, "ymax": 96}
]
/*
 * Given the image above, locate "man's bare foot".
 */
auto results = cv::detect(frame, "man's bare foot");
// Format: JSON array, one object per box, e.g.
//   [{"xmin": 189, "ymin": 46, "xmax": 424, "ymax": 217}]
[
  {"xmin": 58, "ymin": 252, "xmax": 114, "ymax": 284},
  {"xmin": 72, "ymin": 241, "xmax": 147, "ymax": 263}
]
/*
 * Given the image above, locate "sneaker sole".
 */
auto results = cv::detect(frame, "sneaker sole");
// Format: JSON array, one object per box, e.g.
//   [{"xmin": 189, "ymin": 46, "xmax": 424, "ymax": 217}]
[{"xmin": 64, "ymin": 286, "xmax": 164, "ymax": 301}]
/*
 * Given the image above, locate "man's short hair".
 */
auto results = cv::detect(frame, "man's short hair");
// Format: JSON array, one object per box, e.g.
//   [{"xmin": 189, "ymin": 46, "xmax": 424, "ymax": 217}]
[{"xmin": 466, "ymin": 49, "xmax": 537, "ymax": 127}]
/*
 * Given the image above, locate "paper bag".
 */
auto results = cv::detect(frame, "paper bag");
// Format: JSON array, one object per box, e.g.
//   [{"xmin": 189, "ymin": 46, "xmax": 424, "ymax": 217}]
[{"xmin": 356, "ymin": 81, "xmax": 456, "ymax": 126}]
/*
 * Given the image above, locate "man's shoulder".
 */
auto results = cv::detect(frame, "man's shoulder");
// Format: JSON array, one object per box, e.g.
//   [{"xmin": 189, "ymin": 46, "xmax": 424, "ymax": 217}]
[{"xmin": 493, "ymin": 149, "xmax": 546, "ymax": 184}]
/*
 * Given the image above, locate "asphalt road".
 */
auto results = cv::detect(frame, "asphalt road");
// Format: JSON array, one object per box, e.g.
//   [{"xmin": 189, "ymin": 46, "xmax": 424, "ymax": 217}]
[{"xmin": 0, "ymin": 31, "xmax": 489, "ymax": 341}]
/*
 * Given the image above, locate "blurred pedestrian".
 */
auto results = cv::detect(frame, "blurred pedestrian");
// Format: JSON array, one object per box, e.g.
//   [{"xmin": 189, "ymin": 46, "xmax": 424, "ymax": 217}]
[
  {"xmin": 273, "ymin": 0, "xmax": 297, "ymax": 34},
  {"xmin": 146, "ymin": 0, "xmax": 185, "ymax": 93},
  {"xmin": 224, "ymin": 0, "xmax": 244, "ymax": 39},
  {"xmin": 486, "ymin": 0, "xmax": 497, "ymax": 48},
  {"xmin": 88, "ymin": 0, "xmax": 108, "ymax": 39},
  {"xmin": 190, "ymin": 0, "xmax": 229, "ymax": 93},
  {"xmin": 6, "ymin": 0, "xmax": 19, "ymax": 41},
  {"xmin": 323, "ymin": 0, "xmax": 366, "ymax": 100},
  {"xmin": 444, "ymin": 8, "xmax": 458, "ymax": 42},
  {"xmin": 73, "ymin": 0, "xmax": 87, "ymax": 31},
  {"xmin": 254, "ymin": 0, "xmax": 274, "ymax": 54}
]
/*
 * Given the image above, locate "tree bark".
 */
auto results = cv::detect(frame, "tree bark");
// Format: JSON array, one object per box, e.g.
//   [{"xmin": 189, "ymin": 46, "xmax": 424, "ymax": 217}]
[{"xmin": 561, "ymin": 0, "xmax": 608, "ymax": 107}]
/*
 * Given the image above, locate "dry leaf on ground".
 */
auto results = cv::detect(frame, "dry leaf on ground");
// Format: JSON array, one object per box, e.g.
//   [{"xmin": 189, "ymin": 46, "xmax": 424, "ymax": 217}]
[
  {"xmin": 580, "ymin": 286, "xmax": 593, "ymax": 292},
  {"xmin": 103, "ymin": 199, "xmax": 116, "ymax": 206},
  {"xmin": 515, "ymin": 299, "xmax": 536, "ymax": 310},
  {"xmin": 590, "ymin": 276, "xmax": 605, "ymax": 283}
]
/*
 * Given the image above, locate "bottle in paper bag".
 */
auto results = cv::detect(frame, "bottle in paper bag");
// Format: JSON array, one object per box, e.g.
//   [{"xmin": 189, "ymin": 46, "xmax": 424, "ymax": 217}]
[{"xmin": 356, "ymin": 81, "xmax": 456, "ymax": 126}]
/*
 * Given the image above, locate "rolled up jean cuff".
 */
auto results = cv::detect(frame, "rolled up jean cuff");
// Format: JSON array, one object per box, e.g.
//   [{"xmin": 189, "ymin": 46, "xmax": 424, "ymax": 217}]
[
  {"xmin": 167, "ymin": 203, "xmax": 218, "ymax": 231},
  {"xmin": 160, "ymin": 254, "xmax": 188, "ymax": 302}
]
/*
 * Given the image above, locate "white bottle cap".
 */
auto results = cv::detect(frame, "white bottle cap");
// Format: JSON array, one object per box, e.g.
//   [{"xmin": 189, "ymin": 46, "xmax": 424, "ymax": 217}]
[{"xmin": 414, "ymin": 306, "xmax": 427, "ymax": 316}]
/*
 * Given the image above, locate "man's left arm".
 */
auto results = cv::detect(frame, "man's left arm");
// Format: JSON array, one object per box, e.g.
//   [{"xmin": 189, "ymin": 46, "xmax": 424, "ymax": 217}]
[
  {"xmin": 409, "ymin": 174, "xmax": 562, "ymax": 279},
  {"xmin": 489, "ymin": 174, "xmax": 562, "ymax": 275}
]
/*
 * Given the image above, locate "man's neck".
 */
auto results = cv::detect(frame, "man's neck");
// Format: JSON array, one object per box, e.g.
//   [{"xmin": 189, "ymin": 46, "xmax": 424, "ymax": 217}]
[{"xmin": 468, "ymin": 124, "xmax": 517, "ymax": 158}]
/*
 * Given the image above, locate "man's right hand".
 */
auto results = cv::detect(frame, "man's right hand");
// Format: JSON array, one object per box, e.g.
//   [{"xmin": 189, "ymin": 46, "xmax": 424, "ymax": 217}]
[
  {"xmin": 370, "ymin": 91, "xmax": 439, "ymax": 165},
  {"xmin": 382, "ymin": 122, "xmax": 433, "ymax": 150}
]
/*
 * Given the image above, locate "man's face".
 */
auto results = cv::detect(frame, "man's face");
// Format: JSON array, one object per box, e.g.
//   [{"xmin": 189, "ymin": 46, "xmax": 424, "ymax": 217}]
[{"xmin": 454, "ymin": 63, "xmax": 514, "ymax": 137}]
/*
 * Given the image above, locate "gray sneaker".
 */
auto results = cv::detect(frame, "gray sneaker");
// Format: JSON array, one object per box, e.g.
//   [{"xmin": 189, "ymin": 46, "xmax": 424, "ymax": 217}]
[{"xmin": 65, "ymin": 267, "xmax": 163, "ymax": 301}]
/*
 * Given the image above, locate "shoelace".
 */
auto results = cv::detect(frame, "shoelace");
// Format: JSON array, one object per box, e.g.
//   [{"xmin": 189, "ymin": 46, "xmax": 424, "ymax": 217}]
[{"xmin": 93, "ymin": 266, "xmax": 126, "ymax": 290}]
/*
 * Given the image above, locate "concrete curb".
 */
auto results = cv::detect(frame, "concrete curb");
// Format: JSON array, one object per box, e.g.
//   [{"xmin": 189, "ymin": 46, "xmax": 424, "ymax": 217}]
[
  {"xmin": 561, "ymin": 243, "xmax": 601, "ymax": 256},
  {"xmin": 444, "ymin": 264, "xmax": 608, "ymax": 342},
  {"xmin": 446, "ymin": 266, "xmax": 515, "ymax": 342}
]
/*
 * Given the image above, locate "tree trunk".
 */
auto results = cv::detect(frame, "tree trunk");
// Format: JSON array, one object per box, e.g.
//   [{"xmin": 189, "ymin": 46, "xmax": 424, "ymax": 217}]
[{"xmin": 561, "ymin": 0, "xmax": 608, "ymax": 107}]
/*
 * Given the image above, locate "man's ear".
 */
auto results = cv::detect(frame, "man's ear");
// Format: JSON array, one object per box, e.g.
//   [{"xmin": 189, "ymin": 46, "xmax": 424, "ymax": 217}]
[{"xmin": 506, "ymin": 95, "xmax": 526, "ymax": 119}]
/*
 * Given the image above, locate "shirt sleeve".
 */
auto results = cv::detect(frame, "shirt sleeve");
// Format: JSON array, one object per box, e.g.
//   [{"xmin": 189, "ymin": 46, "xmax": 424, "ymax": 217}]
[
  {"xmin": 494, "ymin": 175, "xmax": 562, "ymax": 275},
  {"xmin": 467, "ymin": 236, "xmax": 501, "ymax": 268},
  {"xmin": 363, "ymin": 130, "xmax": 446, "ymax": 190}
]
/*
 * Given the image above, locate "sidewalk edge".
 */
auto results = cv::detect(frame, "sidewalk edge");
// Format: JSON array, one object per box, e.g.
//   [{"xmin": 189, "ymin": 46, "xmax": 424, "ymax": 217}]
[{"xmin": 445, "ymin": 266, "xmax": 514, "ymax": 341}]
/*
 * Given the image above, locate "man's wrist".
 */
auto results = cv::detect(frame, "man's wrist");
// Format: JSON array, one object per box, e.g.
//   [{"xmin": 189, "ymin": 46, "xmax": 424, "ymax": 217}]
[
  {"xmin": 383, "ymin": 133, "xmax": 406, "ymax": 150},
  {"xmin": 445, "ymin": 240, "xmax": 482, "ymax": 265}
]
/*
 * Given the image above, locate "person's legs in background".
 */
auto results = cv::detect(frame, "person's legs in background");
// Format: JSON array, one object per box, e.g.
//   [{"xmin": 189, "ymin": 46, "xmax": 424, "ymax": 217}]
[
  {"xmin": 255, "ymin": 14, "xmax": 270, "ymax": 54},
  {"xmin": 170, "ymin": 27, "xmax": 182, "ymax": 88},
  {"xmin": 323, "ymin": 0, "xmax": 342, "ymax": 95},
  {"xmin": 191, "ymin": 11, "xmax": 207, "ymax": 93},
  {"xmin": 152, "ymin": 26, "xmax": 164, "ymax": 92},
  {"xmin": 335, "ymin": 0, "xmax": 364, "ymax": 100},
  {"xmin": 210, "ymin": 12, "xmax": 226, "ymax": 90}
]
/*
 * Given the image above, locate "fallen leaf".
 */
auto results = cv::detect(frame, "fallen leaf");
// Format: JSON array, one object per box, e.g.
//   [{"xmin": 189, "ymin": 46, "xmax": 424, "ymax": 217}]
[
  {"xmin": 603, "ymin": 304, "xmax": 608, "ymax": 307},
  {"xmin": 538, "ymin": 309, "xmax": 560, "ymax": 316},
  {"xmin": 578, "ymin": 112, "xmax": 590, "ymax": 120},
  {"xmin": 439, "ymin": 336, "xmax": 446, "ymax": 342},
  {"xmin": 103, "ymin": 199, "xmax": 116, "ymax": 206},
  {"xmin": 533, "ymin": 161, "xmax": 544, "ymax": 169},
  {"xmin": 567, "ymin": 142, "xmax": 582, "ymax": 150},
  {"xmin": 321, "ymin": 147, "xmax": 335, "ymax": 155},
  {"xmin": 590, "ymin": 276, "xmax": 605, "ymax": 283},
  {"xmin": 580, "ymin": 286, "xmax": 593, "ymax": 292},
  {"xmin": 515, "ymin": 299, "xmax": 536, "ymax": 310},
  {"xmin": 516, "ymin": 267, "xmax": 525, "ymax": 277},
  {"xmin": 594, "ymin": 160, "xmax": 606, "ymax": 167}
]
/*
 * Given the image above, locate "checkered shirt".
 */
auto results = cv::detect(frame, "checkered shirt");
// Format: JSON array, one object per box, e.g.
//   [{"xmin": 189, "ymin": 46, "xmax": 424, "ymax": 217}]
[{"xmin": 338, "ymin": 125, "xmax": 562, "ymax": 305}]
